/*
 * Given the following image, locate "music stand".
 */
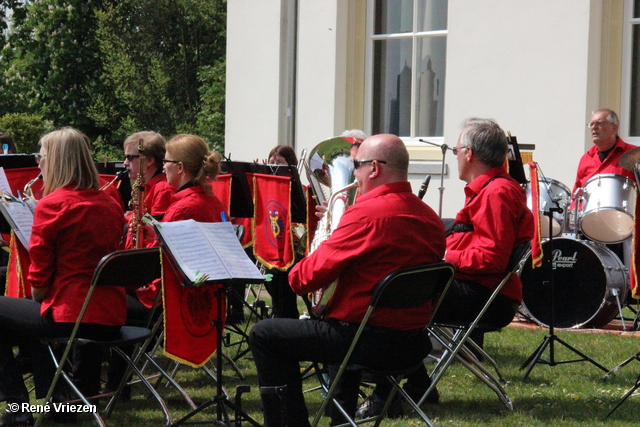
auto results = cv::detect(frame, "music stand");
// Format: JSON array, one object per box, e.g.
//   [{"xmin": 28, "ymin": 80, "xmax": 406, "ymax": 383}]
[
  {"xmin": 170, "ymin": 279, "xmax": 263, "ymax": 427},
  {"xmin": 520, "ymin": 204, "xmax": 608, "ymax": 379}
]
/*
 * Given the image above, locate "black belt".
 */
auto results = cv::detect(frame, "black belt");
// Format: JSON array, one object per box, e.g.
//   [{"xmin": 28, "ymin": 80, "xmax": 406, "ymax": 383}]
[{"xmin": 452, "ymin": 223, "xmax": 474, "ymax": 233}]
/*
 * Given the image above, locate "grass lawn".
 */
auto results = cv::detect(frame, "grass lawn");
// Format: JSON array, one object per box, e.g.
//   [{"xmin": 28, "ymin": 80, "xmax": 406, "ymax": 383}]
[{"xmin": 31, "ymin": 304, "xmax": 640, "ymax": 426}]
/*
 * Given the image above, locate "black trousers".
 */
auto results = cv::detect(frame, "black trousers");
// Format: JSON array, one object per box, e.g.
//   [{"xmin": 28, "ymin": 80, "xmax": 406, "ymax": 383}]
[
  {"xmin": 368, "ymin": 278, "xmax": 520, "ymax": 402},
  {"xmin": 249, "ymin": 317, "xmax": 431, "ymax": 427},
  {"xmin": 263, "ymin": 268, "xmax": 300, "ymax": 319},
  {"xmin": 0, "ymin": 296, "xmax": 120, "ymax": 401}
]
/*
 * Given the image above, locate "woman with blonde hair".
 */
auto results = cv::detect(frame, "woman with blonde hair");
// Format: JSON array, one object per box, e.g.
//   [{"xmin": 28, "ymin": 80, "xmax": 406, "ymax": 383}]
[{"xmin": 0, "ymin": 127, "xmax": 126, "ymax": 425}]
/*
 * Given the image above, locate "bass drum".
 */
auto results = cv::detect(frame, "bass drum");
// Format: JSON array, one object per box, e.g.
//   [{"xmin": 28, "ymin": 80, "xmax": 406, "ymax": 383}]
[{"xmin": 520, "ymin": 236, "xmax": 627, "ymax": 329}]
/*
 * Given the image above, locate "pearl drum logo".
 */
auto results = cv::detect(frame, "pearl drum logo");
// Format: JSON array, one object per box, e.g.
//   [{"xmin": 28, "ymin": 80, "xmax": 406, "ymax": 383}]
[
  {"xmin": 265, "ymin": 200, "xmax": 288, "ymax": 253},
  {"xmin": 551, "ymin": 248, "xmax": 578, "ymax": 269}
]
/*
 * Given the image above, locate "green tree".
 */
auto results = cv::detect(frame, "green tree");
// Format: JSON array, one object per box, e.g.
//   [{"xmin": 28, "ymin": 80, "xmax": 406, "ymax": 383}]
[
  {"xmin": 0, "ymin": 113, "xmax": 54, "ymax": 154},
  {"xmin": 90, "ymin": 0, "xmax": 226, "ymax": 148},
  {"xmin": 1, "ymin": 0, "xmax": 227, "ymax": 155}
]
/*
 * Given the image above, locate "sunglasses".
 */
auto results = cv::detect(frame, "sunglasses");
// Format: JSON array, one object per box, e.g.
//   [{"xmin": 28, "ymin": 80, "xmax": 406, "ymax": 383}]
[
  {"xmin": 162, "ymin": 159, "xmax": 180, "ymax": 164},
  {"xmin": 124, "ymin": 154, "xmax": 140, "ymax": 162},
  {"xmin": 353, "ymin": 159, "xmax": 387, "ymax": 169}
]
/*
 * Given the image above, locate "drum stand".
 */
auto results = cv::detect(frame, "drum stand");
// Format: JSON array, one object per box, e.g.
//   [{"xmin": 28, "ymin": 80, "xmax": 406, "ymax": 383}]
[{"xmin": 521, "ymin": 207, "xmax": 609, "ymax": 380}]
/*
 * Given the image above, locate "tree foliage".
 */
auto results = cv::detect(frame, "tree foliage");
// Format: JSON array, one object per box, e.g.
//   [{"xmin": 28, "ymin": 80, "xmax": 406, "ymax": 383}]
[
  {"xmin": 0, "ymin": 0, "xmax": 226, "ymax": 158},
  {"xmin": 0, "ymin": 113, "xmax": 54, "ymax": 154}
]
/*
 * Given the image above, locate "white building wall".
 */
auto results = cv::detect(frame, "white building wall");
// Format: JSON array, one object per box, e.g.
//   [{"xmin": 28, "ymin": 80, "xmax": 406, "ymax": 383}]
[
  {"xmin": 295, "ymin": 0, "xmax": 346, "ymax": 150},
  {"xmin": 430, "ymin": 0, "xmax": 602, "ymax": 217},
  {"xmin": 226, "ymin": 1, "xmax": 283, "ymax": 159},
  {"xmin": 227, "ymin": 0, "xmax": 614, "ymax": 220}
]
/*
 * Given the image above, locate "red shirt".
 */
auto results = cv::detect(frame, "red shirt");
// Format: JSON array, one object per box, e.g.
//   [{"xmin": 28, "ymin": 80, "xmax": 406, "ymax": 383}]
[
  {"xmin": 289, "ymin": 181, "xmax": 446, "ymax": 330},
  {"xmin": 163, "ymin": 185, "xmax": 228, "ymax": 223},
  {"xmin": 136, "ymin": 185, "xmax": 229, "ymax": 308},
  {"xmin": 445, "ymin": 166, "xmax": 533, "ymax": 302},
  {"xmin": 145, "ymin": 173, "xmax": 175, "ymax": 216},
  {"xmin": 573, "ymin": 136, "xmax": 637, "ymax": 193},
  {"xmin": 28, "ymin": 186, "xmax": 127, "ymax": 325}
]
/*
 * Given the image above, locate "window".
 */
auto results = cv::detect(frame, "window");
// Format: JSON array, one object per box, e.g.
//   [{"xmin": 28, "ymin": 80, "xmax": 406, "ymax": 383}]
[
  {"xmin": 622, "ymin": 0, "xmax": 640, "ymax": 140},
  {"xmin": 368, "ymin": 0, "xmax": 447, "ymax": 138}
]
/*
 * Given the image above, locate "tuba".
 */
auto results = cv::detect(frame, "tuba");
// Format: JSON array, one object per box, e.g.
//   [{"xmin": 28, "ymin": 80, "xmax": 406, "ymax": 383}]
[{"xmin": 303, "ymin": 136, "xmax": 358, "ymax": 315}]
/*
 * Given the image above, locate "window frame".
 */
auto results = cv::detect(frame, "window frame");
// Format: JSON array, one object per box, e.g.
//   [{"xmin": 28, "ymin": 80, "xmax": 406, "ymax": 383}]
[
  {"xmin": 363, "ymin": 0, "xmax": 447, "ymax": 144},
  {"xmin": 620, "ymin": 0, "xmax": 640, "ymax": 144}
]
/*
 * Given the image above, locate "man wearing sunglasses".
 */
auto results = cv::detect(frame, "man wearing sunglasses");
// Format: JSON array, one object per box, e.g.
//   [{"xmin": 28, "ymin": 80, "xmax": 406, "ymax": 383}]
[
  {"xmin": 249, "ymin": 133, "xmax": 446, "ymax": 427},
  {"xmin": 122, "ymin": 131, "xmax": 175, "ymax": 218},
  {"xmin": 357, "ymin": 119, "xmax": 534, "ymax": 418}
]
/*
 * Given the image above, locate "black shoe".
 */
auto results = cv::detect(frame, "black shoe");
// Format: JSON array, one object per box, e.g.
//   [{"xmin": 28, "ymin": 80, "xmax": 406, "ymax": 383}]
[
  {"xmin": 43, "ymin": 394, "xmax": 78, "ymax": 424},
  {"xmin": 355, "ymin": 393, "xmax": 403, "ymax": 419},
  {"xmin": 1, "ymin": 401, "xmax": 34, "ymax": 427},
  {"xmin": 403, "ymin": 383, "xmax": 439, "ymax": 405}
]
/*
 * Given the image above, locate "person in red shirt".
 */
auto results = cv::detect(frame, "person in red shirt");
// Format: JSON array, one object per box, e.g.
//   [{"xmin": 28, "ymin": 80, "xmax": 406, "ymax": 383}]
[
  {"xmin": 249, "ymin": 134, "xmax": 446, "ymax": 427},
  {"xmin": 0, "ymin": 127, "xmax": 126, "ymax": 426},
  {"xmin": 123, "ymin": 131, "xmax": 175, "ymax": 248},
  {"xmin": 105, "ymin": 133, "xmax": 229, "ymax": 395},
  {"xmin": 130, "ymin": 134, "xmax": 229, "ymax": 312},
  {"xmin": 573, "ymin": 108, "xmax": 636, "ymax": 194},
  {"xmin": 357, "ymin": 118, "xmax": 534, "ymax": 419}
]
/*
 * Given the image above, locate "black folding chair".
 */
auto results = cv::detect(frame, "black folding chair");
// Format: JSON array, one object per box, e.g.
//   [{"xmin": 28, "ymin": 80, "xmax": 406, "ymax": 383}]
[
  {"xmin": 34, "ymin": 247, "xmax": 172, "ymax": 427},
  {"xmin": 426, "ymin": 241, "xmax": 531, "ymax": 411},
  {"xmin": 311, "ymin": 262, "xmax": 456, "ymax": 427}
]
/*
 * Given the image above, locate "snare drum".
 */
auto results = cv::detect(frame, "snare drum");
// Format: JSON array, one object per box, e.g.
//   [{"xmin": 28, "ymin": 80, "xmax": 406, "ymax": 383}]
[
  {"xmin": 520, "ymin": 236, "xmax": 628, "ymax": 329},
  {"xmin": 579, "ymin": 174, "xmax": 636, "ymax": 243},
  {"xmin": 526, "ymin": 178, "xmax": 571, "ymax": 237}
]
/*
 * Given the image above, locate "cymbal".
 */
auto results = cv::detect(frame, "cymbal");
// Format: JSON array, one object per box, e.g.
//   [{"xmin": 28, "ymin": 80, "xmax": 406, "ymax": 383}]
[{"xmin": 619, "ymin": 146, "xmax": 640, "ymax": 170}]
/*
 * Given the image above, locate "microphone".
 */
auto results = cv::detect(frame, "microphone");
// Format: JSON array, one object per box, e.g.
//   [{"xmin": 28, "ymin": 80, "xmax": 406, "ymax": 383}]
[{"xmin": 418, "ymin": 175, "xmax": 431, "ymax": 200}]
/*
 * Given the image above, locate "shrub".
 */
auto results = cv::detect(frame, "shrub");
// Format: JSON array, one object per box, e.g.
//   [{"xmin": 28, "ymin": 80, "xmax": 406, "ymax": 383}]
[{"xmin": 0, "ymin": 113, "xmax": 54, "ymax": 154}]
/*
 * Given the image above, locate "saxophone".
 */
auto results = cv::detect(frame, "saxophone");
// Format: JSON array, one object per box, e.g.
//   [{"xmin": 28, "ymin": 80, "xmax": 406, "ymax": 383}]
[
  {"xmin": 129, "ymin": 139, "xmax": 146, "ymax": 248},
  {"xmin": 304, "ymin": 136, "xmax": 358, "ymax": 315},
  {"xmin": 23, "ymin": 173, "xmax": 42, "ymax": 213}
]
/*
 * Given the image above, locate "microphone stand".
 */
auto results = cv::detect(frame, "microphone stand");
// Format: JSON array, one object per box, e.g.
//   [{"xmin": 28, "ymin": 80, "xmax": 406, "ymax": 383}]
[
  {"xmin": 520, "ymin": 200, "xmax": 608, "ymax": 379},
  {"xmin": 419, "ymin": 139, "xmax": 449, "ymax": 217}
]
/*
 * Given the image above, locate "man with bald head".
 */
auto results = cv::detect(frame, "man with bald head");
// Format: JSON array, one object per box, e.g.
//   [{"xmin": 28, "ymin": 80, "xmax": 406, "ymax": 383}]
[{"xmin": 249, "ymin": 134, "xmax": 446, "ymax": 426}]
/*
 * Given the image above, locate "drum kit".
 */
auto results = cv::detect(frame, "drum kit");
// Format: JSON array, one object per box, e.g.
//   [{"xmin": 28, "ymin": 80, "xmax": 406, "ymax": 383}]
[{"xmin": 520, "ymin": 153, "xmax": 640, "ymax": 331}]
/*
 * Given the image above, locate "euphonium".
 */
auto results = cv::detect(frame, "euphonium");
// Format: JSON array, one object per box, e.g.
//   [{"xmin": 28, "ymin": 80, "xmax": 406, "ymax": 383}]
[
  {"xmin": 303, "ymin": 136, "xmax": 358, "ymax": 315},
  {"xmin": 129, "ymin": 139, "xmax": 146, "ymax": 248}
]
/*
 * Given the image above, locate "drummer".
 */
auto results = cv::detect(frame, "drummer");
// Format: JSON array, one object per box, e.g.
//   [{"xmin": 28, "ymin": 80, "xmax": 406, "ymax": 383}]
[{"xmin": 572, "ymin": 108, "xmax": 636, "ymax": 193}]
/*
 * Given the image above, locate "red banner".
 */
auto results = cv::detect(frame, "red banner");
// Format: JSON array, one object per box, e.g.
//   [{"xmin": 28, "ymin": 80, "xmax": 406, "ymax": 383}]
[
  {"xmin": 210, "ymin": 174, "xmax": 231, "ymax": 212},
  {"xmin": 162, "ymin": 249, "xmax": 223, "ymax": 368},
  {"xmin": 4, "ymin": 167, "xmax": 42, "ymax": 198},
  {"xmin": 631, "ymin": 189, "xmax": 640, "ymax": 299},
  {"xmin": 5, "ymin": 231, "xmax": 31, "ymax": 298},
  {"xmin": 528, "ymin": 162, "xmax": 543, "ymax": 268},
  {"xmin": 252, "ymin": 174, "xmax": 294, "ymax": 271}
]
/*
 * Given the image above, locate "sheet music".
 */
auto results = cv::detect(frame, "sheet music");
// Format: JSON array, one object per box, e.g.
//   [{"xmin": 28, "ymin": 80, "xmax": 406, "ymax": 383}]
[
  {"xmin": 156, "ymin": 220, "xmax": 262, "ymax": 283},
  {"xmin": 156, "ymin": 220, "xmax": 227, "ymax": 282},
  {"xmin": 0, "ymin": 201, "xmax": 34, "ymax": 248},
  {"xmin": 0, "ymin": 168, "xmax": 12, "ymax": 194},
  {"xmin": 199, "ymin": 222, "xmax": 264, "ymax": 280}
]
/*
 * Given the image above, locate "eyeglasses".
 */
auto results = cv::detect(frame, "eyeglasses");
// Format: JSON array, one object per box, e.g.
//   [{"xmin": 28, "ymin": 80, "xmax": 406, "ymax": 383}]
[
  {"xmin": 452, "ymin": 146, "xmax": 469, "ymax": 155},
  {"xmin": 124, "ymin": 154, "xmax": 140, "ymax": 162},
  {"xmin": 587, "ymin": 121, "xmax": 613, "ymax": 129},
  {"xmin": 162, "ymin": 159, "xmax": 180, "ymax": 164},
  {"xmin": 353, "ymin": 159, "xmax": 387, "ymax": 169},
  {"xmin": 35, "ymin": 153, "xmax": 46, "ymax": 164}
]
